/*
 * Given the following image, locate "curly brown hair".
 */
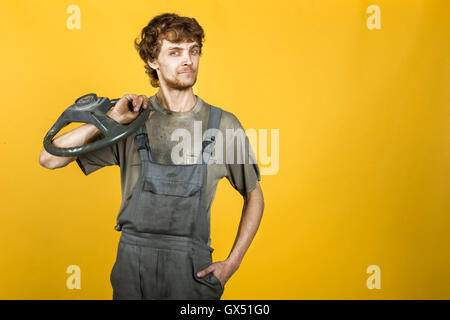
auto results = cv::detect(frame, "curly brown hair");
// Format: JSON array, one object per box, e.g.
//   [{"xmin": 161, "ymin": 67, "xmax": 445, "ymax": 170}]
[{"xmin": 134, "ymin": 13, "xmax": 205, "ymax": 88}]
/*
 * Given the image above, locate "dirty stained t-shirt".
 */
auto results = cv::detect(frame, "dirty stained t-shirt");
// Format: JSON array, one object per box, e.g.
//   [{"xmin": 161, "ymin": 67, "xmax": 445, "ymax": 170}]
[{"xmin": 76, "ymin": 94, "xmax": 261, "ymax": 246}]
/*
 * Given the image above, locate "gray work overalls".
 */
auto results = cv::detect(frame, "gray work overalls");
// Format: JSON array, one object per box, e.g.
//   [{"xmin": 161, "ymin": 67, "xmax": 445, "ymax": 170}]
[{"xmin": 110, "ymin": 104, "xmax": 224, "ymax": 300}]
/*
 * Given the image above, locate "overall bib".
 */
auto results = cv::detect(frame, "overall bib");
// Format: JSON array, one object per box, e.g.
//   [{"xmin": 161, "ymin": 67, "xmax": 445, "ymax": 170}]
[{"xmin": 110, "ymin": 104, "xmax": 224, "ymax": 300}]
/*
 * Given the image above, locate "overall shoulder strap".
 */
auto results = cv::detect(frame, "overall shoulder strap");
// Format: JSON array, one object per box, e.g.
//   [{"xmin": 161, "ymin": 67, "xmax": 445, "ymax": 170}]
[
  {"xmin": 135, "ymin": 125, "xmax": 151, "ymax": 162},
  {"xmin": 201, "ymin": 105, "xmax": 222, "ymax": 164}
]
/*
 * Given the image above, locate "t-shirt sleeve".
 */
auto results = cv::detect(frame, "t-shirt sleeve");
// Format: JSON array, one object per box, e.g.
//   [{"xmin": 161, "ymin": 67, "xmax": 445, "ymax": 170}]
[
  {"xmin": 76, "ymin": 143, "xmax": 120, "ymax": 176},
  {"xmin": 224, "ymin": 113, "xmax": 261, "ymax": 196}
]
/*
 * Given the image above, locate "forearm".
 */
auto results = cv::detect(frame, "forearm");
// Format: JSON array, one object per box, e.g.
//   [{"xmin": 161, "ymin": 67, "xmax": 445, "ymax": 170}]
[
  {"xmin": 39, "ymin": 123, "xmax": 102, "ymax": 169},
  {"xmin": 39, "ymin": 109, "xmax": 123, "ymax": 169},
  {"xmin": 226, "ymin": 182, "xmax": 264, "ymax": 267}
]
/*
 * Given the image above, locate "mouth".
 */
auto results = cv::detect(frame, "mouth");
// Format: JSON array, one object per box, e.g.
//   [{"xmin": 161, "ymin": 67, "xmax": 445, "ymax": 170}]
[{"xmin": 179, "ymin": 70, "xmax": 193, "ymax": 74}]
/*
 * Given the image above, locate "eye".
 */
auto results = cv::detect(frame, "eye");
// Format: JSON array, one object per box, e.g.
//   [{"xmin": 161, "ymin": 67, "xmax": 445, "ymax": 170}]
[{"xmin": 170, "ymin": 51, "xmax": 178, "ymax": 56}]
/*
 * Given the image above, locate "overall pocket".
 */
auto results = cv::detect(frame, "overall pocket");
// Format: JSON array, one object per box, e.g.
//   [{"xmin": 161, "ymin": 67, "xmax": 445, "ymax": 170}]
[
  {"xmin": 134, "ymin": 177, "xmax": 202, "ymax": 235},
  {"xmin": 191, "ymin": 253, "xmax": 224, "ymax": 299}
]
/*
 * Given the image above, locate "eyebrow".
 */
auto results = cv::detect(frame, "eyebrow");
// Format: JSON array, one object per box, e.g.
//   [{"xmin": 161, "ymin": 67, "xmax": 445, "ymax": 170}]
[{"xmin": 167, "ymin": 44, "xmax": 200, "ymax": 50}]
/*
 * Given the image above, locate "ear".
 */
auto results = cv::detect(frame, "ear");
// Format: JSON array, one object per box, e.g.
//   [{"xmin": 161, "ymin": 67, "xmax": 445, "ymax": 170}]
[{"xmin": 147, "ymin": 58, "xmax": 159, "ymax": 70}]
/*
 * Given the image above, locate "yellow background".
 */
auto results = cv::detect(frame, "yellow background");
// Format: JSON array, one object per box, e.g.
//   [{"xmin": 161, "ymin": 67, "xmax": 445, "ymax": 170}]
[{"xmin": 1, "ymin": 0, "xmax": 449, "ymax": 299}]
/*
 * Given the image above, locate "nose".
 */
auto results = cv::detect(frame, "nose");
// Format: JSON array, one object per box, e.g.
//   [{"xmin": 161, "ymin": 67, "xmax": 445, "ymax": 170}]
[{"xmin": 182, "ymin": 50, "xmax": 193, "ymax": 66}]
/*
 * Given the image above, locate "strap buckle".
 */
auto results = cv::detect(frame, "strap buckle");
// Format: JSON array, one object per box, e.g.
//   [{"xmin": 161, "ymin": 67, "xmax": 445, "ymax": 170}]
[
  {"xmin": 136, "ymin": 132, "xmax": 149, "ymax": 151},
  {"xmin": 202, "ymin": 135, "xmax": 215, "ymax": 150}
]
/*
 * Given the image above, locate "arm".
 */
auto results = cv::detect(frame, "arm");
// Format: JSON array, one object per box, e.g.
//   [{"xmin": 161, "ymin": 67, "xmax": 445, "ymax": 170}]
[
  {"xmin": 226, "ymin": 181, "xmax": 264, "ymax": 267},
  {"xmin": 38, "ymin": 123, "xmax": 102, "ymax": 169},
  {"xmin": 197, "ymin": 181, "xmax": 265, "ymax": 287},
  {"xmin": 39, "ymin": 94, "xmax": 149, "ymax": 170}
]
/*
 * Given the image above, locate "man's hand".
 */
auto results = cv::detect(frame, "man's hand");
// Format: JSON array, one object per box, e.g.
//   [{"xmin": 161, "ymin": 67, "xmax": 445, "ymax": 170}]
[
  {"xmin": 107, "ymin": 94, "xmax": 151, "ymax": 124},
  {"xmin": 196, "ymin": 259, "xmax": 239, "ymax": 289}
]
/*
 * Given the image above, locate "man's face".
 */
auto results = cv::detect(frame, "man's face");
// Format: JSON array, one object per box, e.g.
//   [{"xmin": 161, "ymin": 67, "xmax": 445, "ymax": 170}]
[{"xmin": 149, "ymin": 39, "xmax": 200, "ymax": 90}]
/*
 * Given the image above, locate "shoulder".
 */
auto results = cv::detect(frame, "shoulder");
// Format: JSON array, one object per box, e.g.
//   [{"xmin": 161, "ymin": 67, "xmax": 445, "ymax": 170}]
[{"xmin": 207, "ymin": 104, "xmax": 243, "ymax": 131}]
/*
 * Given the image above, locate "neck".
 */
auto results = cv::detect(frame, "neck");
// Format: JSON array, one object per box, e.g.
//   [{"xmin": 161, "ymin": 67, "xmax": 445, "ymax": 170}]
[{"xmin": 155, "ymin": 87, "xmax": 197, "ymax": 113}]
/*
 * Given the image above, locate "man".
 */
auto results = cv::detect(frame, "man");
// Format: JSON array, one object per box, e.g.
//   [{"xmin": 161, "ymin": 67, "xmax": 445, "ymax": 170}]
[{"xmin": 39, "ymin": 12, "xmax": 264, "ymax": 300}]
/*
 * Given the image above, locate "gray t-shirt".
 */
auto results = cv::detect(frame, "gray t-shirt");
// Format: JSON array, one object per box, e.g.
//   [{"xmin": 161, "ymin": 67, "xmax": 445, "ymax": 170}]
[{"xmin": 76, "ymin": 94, "xmax": 261, "ymax": 246}]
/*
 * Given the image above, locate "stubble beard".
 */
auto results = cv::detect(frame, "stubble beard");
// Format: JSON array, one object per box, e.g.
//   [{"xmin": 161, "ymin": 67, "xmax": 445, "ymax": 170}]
[{"xmin": 163, "ymin": 71, "xmax": 197, "ymax": 90}]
